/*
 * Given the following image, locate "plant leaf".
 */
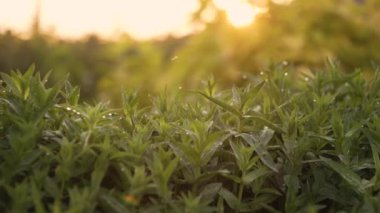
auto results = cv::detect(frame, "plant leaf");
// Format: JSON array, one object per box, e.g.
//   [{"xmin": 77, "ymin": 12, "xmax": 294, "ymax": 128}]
[
  {"xmin": 240, "ymin": 133, "xmax": 279, "ymax": 172},
  {"xmin": 321, "ymin": 157, "xmax": 368, "ymax": 194},
  {"xmin": 242, "ymin": 167, "xmax": 270, "ymax": 184},
  {"xmin": 198, "ymin": 92, "xmax": 241, "ymax": 117}
]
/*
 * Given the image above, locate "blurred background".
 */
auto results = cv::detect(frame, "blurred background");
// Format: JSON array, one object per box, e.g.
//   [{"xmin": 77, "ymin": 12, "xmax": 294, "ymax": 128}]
[{"xmin": 0, "ymin": 0, "xmax": 379, "ymax": 104}]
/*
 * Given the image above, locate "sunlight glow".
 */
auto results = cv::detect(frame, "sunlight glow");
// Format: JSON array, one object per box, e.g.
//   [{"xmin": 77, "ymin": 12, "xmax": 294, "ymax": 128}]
[
  {"xmin": 272, "ymin": 0, "xmax": 293, "ymax": 5},
  {"xmin": 0, "ymin": 0, "xmax": 199, "ymax": 40},
  {"xmin": 0, "ymin": 0, "xmax": 275, "ymax": 39},
  {"xmin": 214, "ymin": 0, "xmax": 264, "ymax": 27}
]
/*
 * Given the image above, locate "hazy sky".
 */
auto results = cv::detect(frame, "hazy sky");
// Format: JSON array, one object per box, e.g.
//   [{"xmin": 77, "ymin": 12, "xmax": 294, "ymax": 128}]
[
  {"xmin": 0, "ymin": 0, "xmax": 278, "ymax": 40},
  {"xmin": 0, "ymin": 0, "xmax": 199, "ymax": 39}
]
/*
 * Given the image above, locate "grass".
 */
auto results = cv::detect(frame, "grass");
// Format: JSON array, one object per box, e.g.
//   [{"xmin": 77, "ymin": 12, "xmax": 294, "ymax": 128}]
[{"xmin": 1, "ymin": 62, "xmax": 380, "ymax": 212}]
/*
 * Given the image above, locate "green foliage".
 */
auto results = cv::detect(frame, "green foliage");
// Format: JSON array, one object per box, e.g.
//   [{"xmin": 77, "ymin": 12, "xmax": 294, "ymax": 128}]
[{"xmin": 1, "ymin": 64, "xmax": 380, "ymax": 212}]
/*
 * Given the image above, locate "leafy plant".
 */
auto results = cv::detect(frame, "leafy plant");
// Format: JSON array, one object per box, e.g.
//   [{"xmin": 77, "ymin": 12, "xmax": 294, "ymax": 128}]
[{"xmin": 1, "ymin": 63, "xmax": 380, "ymax": 212}]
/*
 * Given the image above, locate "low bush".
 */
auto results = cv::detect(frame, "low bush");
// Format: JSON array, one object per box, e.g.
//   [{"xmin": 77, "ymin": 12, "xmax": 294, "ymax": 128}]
[{"xmin": 1, "ymin": 63, "xmax": 380, "ymax": 212}]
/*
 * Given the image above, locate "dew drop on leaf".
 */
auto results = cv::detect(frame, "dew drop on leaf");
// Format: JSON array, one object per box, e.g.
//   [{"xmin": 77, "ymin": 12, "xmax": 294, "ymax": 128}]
[{"xmin": 253, "ymin": 105, "xmax": 261, "ymax": 112}]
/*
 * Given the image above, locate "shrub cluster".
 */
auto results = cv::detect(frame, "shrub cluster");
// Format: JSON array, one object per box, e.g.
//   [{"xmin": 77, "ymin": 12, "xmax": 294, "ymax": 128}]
[{"xmin": 1, "ymin": 63, "xmax": 380, "ymax": 212}]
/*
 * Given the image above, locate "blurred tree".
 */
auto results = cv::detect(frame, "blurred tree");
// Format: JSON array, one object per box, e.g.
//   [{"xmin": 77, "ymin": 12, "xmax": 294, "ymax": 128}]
[{"xmin": 1, "ymin": 0, "xmax": 380, "ymax": 105}]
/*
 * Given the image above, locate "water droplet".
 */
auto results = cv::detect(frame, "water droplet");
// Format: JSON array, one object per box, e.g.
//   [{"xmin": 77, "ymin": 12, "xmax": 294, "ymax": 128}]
[
  {"xmin": 253, "ymin": 105, "xmax": 261, "ymax": 112},
  {"xmin": 202, "ymin": 110, "xmax": 208, "ymax": 115},
  {"xmin": 313, "ymin": 99, "xmax": 317, "ymax": 103},
  {"xmin": 304, "ymin": 77, "xmax": 309, "ymax": 81},
  {"xmin": 283, "ymin": 61, "xmax": 288, "ymax": 66},
  {"xmin": 108, "ymin": 113, "xmax": 113, "ymax": 116},
  {"xmin": 76, "ymin": 112, "xmax": 81, "ymax": 115},
  {"xmin": 178, "ymin": 86, "xmax": 182, "ymax": 90},
  {"xmin": 102, "ymin": 115, "xmax": 106, "ymax": 119},
  {"xmin": 242, "ymin": 74, "xmax": 247, "ymax": 80},
  {"xmin": 66, "ymin": 107, "xmax": 72, "ymax": 111},
  {"xmin": 263, "ymin": 126, "xmax": 268, "ymax": 130},
  {"xmin": 284, "ymin": 72, "xmax": 288, "ymax": 77},
  {"xmin": 260, "ymin": 71, "xmax": 264, "ymax": 76},
  {"xmin": 171, "ymin": 56, "xmax": 178, "ymax": 61}
]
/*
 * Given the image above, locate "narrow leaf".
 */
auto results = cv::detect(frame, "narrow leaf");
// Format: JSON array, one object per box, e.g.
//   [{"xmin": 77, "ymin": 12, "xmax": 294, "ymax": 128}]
[
  {"xmin": 199, "ymin": 183, "xmax": 222, "ymax": 204},
  {"xmin": 218, "ymin": 187, "xmax": 241, "ymax": 210},
  {"xmin": 242, "ymin": 167, "xmax": 270, "ymax": 184},
  {"xmin": 243, "ymin": 115, "xmax": 285, "ymax": 134},
  {"xmin": 240, "ymin": 133, "xmax": 279, "ymax": 172},
  {"xmin": 198, "ymin": 92, "xmax": 241, "ymax": 117},
  {"xmin": 321, "ymin": 157, "xmax": 367, "ymax": 194}
]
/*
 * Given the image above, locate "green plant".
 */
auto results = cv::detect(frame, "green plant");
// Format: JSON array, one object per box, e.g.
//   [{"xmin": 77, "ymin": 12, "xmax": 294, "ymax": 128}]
[{"xmin": 1, "ymin": 63, "xmax": 380, "ymax": 212}]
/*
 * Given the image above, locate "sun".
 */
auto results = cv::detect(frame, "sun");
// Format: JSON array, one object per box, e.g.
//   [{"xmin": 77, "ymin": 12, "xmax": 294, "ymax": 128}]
[{"xmin": 213, "ymin": 0, "xmax": 265, "ymax": 27}]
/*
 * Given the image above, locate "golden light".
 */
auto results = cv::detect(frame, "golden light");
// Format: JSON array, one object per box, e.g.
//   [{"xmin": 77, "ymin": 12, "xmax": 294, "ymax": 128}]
[
  {"xmin": 213, "ymin": 0, "xmax": 263, "ymax": 27},
  {"xmin": 0, "ymin": 0, "xmax": 199, "ymax": 40},
  {"xmin": 272, "ymin": 0, "xmax": 293, "ymax": 5}
]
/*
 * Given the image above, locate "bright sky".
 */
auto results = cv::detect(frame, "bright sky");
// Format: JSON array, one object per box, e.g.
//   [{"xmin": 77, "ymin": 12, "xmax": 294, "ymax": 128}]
[
  {"xmin": 0, "ymin": 0, "xmax": 279, "ymax": 40},
  {"xmin": 0, "ymin": 0, "xmax": 199, "ymax": 40}
]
